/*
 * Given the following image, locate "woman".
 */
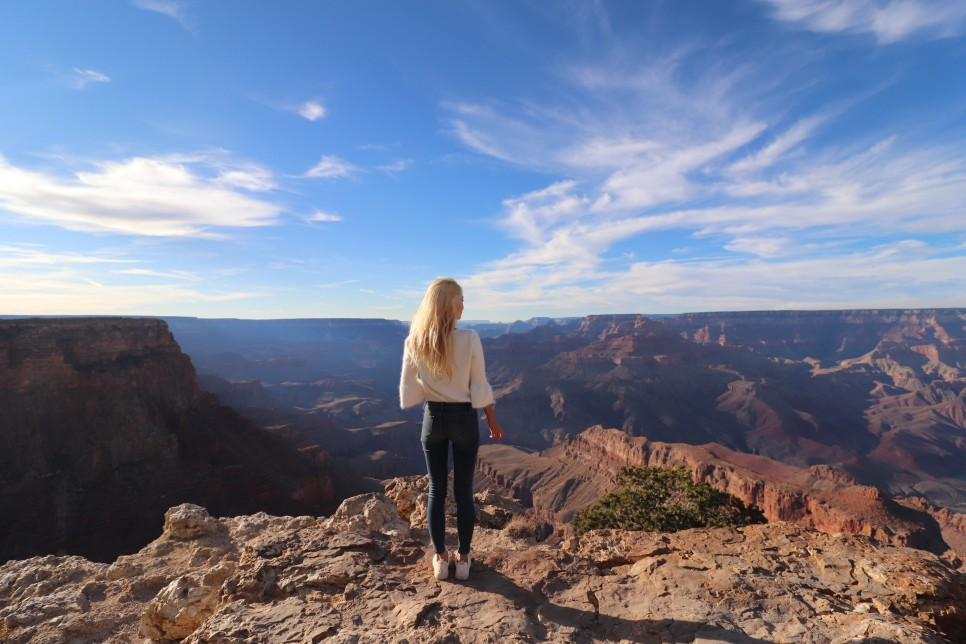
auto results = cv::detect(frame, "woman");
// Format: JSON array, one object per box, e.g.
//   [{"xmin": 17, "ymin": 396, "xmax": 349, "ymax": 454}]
[{"xmin": 399, "ymin": 278, "xmax": 503, "ymax": 581}]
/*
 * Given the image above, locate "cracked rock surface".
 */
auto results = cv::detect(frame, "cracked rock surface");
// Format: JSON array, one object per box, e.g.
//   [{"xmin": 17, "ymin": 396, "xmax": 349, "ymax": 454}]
[{"xmin": 1, "ymin": 478, "xmax": 964, "ymax": 643}]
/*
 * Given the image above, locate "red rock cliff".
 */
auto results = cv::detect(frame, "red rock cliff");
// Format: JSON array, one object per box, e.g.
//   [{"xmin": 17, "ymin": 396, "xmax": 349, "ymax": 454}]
[
  {"xmin": 0, "ymin": 318, "xmax": 335, "ymax": 563},
  {"xmin": 478, "ymin": 425, "xmax": 950, "ymax": 555}
]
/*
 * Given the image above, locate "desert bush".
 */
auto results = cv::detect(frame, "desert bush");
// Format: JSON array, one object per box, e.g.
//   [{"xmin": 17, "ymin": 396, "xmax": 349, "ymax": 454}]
[
  {"xmin": 503, "ymin": 513, "xmax": 543, "ymax": 541},
  {"xmin": 572, "ymin": 465, "xmax": 766, "ymax": 536}
]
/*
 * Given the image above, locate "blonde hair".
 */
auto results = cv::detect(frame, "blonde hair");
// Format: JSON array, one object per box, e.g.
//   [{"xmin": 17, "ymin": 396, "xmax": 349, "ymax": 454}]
[{"xmin": 405, "ymin": 277, "xmax": 463, "ymax": 380}]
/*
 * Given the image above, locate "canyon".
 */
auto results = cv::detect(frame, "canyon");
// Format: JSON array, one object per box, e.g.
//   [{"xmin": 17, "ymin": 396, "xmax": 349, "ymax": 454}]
[
  {"xmin": 3, "ymin": 312, "xmax": 966, "ymax": 640},
  {"xmin": 3, "ymin": 311, "xmax": 966, "ymax": 555},
  {"xmin": 0, "ymin": 318, "xmax": 345, "ymax": 563},
  {"xmin": 166, "ymin": 311, "xmax": 966, "ymax": 506},
  {"xmin": 160, "ymin": 310, "xmax": 966, "ymax": 552},
  {"xmin": 482, "ymin": 310, "xmax": 966, "ymax": 506}
]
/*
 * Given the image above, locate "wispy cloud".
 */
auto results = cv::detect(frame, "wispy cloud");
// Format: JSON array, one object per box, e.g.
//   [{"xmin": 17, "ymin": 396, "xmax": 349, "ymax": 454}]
[
  {"xmin": 298, "ymin": 100, "xmax": 327, "ymax": 121},
  {"xmin": 0, "ymin": 154, "xmax": 283, "ymax": 237},
  {"xmin": 757, "ymin": 0, "xmax": 966, "ymax": 43},
  {"xmin": 722, "ymin": 236, "xmax": 792, "ymax": 258},
  {"xmin": 307, "ymin": 210, "xmax": 342, "ymax": 223},
  {"xmin": 445, "ymin": 16, "xmax": 966, "ymax": 317},
  {"xmin": 458, "ymin": 131, "xmax": 966, "ymax": 313},
  {"xmin": 0, "ymin": 246, "xmax": 261, "ymax": 314},
  {"xmin": 317, "ymin": 278, "xmax": 361, "ymax": 289},
  {"xmin": 377, "ymin": 159, "xmax": 413, "ymax": 174},
  {"xmin": 132, "ymin": 0, "xmax": 192, "ymax": 30},
  {"xmin": 0, "ymin": 245, "xmax": 136, "ymax": 267},
  {"xmin": 0, "ymin": 275, "xmax": 264, "ymax": 315},
  {"xmin": 71, "ymin": 68, "xmax": 110, "ymax": 89},
  {"xmin": 462, "ymin": 244, "xmax": 966, "ymax": 316},
  {"xmin": 112, "ymin": 267, "xmax": 204, "ymax": 281},
  {"xmin": 304, "ymin": 155, "xmax": 357, "ymax": 179},
  {"xmin": 727, "ymin": 115, "xmax": 824, "ymax": 175},
  {"xmin": 213, "ymin": 165, "xmax": 277, "ymax": 191}
]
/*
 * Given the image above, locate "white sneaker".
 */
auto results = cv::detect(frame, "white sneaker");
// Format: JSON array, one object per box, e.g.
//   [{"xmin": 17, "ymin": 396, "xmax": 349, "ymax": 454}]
[
  {"xmin": 454, "ymin": 553, "xmax": 471, "ymax": 580},
  {"xmin": 432, "ymin": 553, "xmax": 449, "ymax": 580}
]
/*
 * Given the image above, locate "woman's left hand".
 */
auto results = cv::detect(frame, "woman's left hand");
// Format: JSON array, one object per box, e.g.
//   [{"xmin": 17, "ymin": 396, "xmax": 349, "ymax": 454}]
[{"xmin": 482, "ymin": 404, "xmax": 503, "ymax": 440}]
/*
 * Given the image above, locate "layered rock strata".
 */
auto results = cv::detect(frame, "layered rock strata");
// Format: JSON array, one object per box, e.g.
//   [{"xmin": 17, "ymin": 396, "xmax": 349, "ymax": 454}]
[
  {"xmin": 1, "ymin": 481, "xmax": 963, "ymax": 643},
  {"xmin": 162, "ymin": 310, "xmax": 966, "ymax": 522},
  {"xmin": 482, "ymin": 310, "xmax": 966, "ymax": 507},
  {"xmin": 0, "ymin": 318, "xmax": 335, "ymax": 563},
  {"xmin": 477, "ymin": 426, "xmax": 951, "ymax": 554}
]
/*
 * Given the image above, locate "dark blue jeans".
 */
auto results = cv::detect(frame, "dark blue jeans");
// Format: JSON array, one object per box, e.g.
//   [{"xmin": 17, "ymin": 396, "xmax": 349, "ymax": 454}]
[{"xmin": 421, "ymin": 401, "xmax": 480, "ymax": 556}]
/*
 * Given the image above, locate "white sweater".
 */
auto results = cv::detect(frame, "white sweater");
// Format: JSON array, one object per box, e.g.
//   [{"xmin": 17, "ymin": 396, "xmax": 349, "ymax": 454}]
[{"xmin": 399, "ymin": 328, "xmax": 495, "ymax": 409}]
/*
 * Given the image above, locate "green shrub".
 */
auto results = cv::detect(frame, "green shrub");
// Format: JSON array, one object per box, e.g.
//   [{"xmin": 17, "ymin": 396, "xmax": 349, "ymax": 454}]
[{"xmin": 572, "ymin": 465, "xmax": 766, "ymax": 536}]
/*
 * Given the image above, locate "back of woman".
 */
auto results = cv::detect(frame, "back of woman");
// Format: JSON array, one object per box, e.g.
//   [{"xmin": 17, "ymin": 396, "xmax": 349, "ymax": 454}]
[{"xmin": 399, "ymin": 277, "xmax": 503, "ymax": 581}]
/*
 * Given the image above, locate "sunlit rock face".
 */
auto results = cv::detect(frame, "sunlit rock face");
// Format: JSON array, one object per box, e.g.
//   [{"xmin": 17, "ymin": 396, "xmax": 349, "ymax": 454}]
[
  {"xmin": 477, "ymin": 425, "xmax": 954, "ymax": 555},
  {"xmin": 486, "ymin": 310, "xmax": 966, "ymax": 464},
  {"xmin": 0, "ymin": 318, "xmax": 336, "ymax": 563},
  {"xmin": 1, "ymin": 482, "xmax": 964, "ymax": 643},
  {"xmin": 481, "ymin": 310, "xmax": 966, "ymax": 510}
]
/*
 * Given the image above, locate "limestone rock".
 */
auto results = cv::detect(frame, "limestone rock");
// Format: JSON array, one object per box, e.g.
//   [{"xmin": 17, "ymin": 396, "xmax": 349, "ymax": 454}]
[
  {"xmin": 573, "ymin": 522, "xmax": 966, "ymax": 642},
  {"xmin": 383, "ymin": 474, "xmax": 525, "ymax": 532},
  {"xmin": 383, "ymin": 474, "xmax": 436, "ymax": 528},
  {"xmin": 321, "ymin": 492, "xmax": 410, "ymax": 537},
  {"xmin": 0, "ymin": 483, "xmax": 963, "ymax": 643},
  {"xmin": 163, "ymin": 504, "xmax": 219, "ymax": 540},
  {"xmin": 139, "ymin": 573, "xmax": 223, "ymax": 640},
  {"xmin": 475, "ymin": 488, "xmax": 525, "ymax": 529}
]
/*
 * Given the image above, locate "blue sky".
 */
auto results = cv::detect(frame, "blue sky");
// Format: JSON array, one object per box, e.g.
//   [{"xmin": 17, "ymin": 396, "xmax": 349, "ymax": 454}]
[{"xmin": 1, "ymin": 0, "xmax": 965, "ymax": 321}]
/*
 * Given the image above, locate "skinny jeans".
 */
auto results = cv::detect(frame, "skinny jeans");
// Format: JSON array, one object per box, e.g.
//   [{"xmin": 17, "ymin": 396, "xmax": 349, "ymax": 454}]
[{"xmin": 421, "ymin": 401, "xmax": 480, "ymax": 556}]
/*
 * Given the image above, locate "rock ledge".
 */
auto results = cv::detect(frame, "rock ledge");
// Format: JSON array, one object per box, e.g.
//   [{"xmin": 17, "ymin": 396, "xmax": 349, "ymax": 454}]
[{"xmin": 1, "ymin": 478, "xmax": 964, "ymax": 643}]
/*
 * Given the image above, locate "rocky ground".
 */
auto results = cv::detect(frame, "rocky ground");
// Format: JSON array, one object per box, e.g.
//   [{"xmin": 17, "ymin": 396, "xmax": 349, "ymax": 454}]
[{"xmin": 1, "ymin": 477, "xmax": 964, "ymax": 643}]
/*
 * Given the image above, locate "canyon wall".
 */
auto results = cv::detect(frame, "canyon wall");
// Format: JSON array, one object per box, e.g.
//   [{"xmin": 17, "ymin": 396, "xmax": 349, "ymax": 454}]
[
  {"xmin": 163, "ymin": 311, "xmax": 966, "ymax": 511},
  {"xmin": 477, "ymin": 426, "xmax": 952, "ymax": 555},
  {"xmin": 481, "ymin": 309, "xmax": 966, "ymax": 513},
  {"xmin": 0, "ymin": 318, "xmax": 336, "ymax": 563},
  {"xmin": 156, "ymin": 310, "xmax": 966, "ymax": 547}
]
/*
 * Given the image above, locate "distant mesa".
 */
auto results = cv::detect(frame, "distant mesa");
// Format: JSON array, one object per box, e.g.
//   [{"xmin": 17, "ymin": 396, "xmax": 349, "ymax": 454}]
[
  {"xmin": 5, "ymin": 308, "xmax": 966, "ymax": 565},
  {"xmin": 155, "ymin": 309, "xmax": 966, "ymax": 555}
]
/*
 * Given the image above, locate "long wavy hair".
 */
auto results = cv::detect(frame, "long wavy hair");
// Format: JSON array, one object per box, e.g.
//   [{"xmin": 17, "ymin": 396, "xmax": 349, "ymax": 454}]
[{"xmin": 405, "ymin": 277, "xmax": 462, "ymax": 380}]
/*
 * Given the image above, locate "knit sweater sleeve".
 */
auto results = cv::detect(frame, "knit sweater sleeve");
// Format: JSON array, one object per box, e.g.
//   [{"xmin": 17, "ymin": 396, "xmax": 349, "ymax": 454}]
[
  {"xmin": 468, "ymin": 330, "xmax": 494, "ymax": 409},
  {"xmin": 399, "ymin": 345, "xmax": 425, "ymax": 409}
]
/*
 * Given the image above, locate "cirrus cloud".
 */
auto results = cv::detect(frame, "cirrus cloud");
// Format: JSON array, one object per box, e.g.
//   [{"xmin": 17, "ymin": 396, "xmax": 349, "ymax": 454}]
[
  {"xmin": 307, "ymin": 209, "xmax": 342, "ymax": 223},
  {"xmin": 0, "ymin": 155, "xmax": 283, "ymax": 237},
  {"xmin": 71, "ymin": 68, "xmax": 110, "ymax": 89},
  {"xmin": 304, "ymin": 155, "xmax": 357, "ymax": 179},
  {"xmin": 132, "ymin": 0, "xmax": 193, "ymax": 30},
  {"xmin": 757, "ymin": 0, "xmax": 966, "ymax": 43},
  {"xmin": 446, "ymin": 15, "xmax": 966, "ymax": 318}
]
